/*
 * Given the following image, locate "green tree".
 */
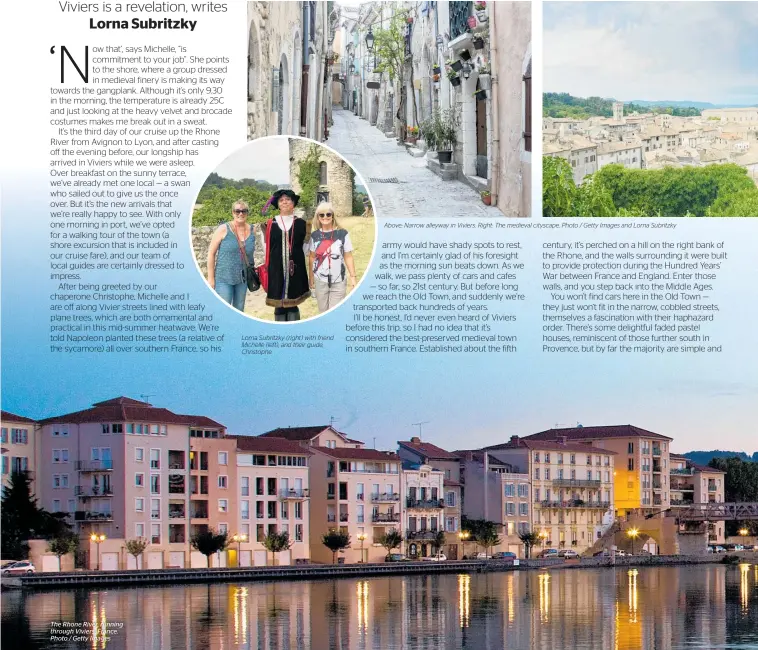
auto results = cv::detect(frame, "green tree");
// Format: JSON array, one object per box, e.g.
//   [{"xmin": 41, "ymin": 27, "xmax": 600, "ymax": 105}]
[
  {"xmin": 295, "ymin": 143, "xmax": 323, "ymax": 218},
  {"xmin": 462, "ymin": 518, "xmax": 502, "ymax": 558},
  {"xmin": 518, "ymin": 531, "xmax": 540, "ymax": 559},
  {"xmin": 377, "ymin": 530, "xmax": 403, "ymax": 559},
  {"xmin": 575, "ymin": 175, "xmax": 616, "ymax": 217},
  {"xmin": 321, "ymin": 531, "xmax": 351, "ymax": 565},
  {"xmin": 708, "ymin": 457, "xmax": 758, "ymax": 535},
  {"xmin": 477, "ymin": 528, "xmax": 502, "ymax": 559},
  {"xmin": 192, "ymin": 185, "xmax": 278, "ymax": 227},
  {"xmin": 48, "ymin": 535, "xmax": 78, "ymax": 572},
  {"xmin": 262, "ymin": 531, "xmax": 294, "ymax": 566},
  {"xmin": 124, "ymin": 538, "xmax": 149, "ymax": 570},
  {"xmin": 191, "ymin": 528, "xmax": 228, "ymax": 568},
  {"xmin": 431, "ymin": 530, "xmax": 447, "ymax": 557},
  {"xmin": 542, "ymin": 156, "xmax": 578, "ymax": 217}
]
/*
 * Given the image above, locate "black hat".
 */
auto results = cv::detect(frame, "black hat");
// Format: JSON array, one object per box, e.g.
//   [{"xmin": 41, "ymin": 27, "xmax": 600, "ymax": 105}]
[{"xmin": 271, "ymin": 189, "xmax": 300, "ymax": 207}]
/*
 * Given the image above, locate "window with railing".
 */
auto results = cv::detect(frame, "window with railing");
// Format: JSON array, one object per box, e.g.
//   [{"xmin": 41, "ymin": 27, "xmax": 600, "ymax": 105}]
[{"xmin": 450, "ymin": 1, "xmax": 472, "ymax": 40}]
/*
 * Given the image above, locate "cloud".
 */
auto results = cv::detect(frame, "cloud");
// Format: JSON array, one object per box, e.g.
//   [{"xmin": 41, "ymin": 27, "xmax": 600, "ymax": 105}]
[{"xmin": 544, "ymin": 2, "xmax": 758, "ymax": 104}]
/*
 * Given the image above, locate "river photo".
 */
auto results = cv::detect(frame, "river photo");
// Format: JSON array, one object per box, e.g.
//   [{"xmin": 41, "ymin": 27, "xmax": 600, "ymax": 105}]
[{"xmin": 3, "ymin": 564, "xmax": 757, "ymax": 649}]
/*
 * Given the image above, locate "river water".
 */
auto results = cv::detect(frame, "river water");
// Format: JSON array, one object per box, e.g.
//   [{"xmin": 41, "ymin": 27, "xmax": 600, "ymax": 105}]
[{"xmin": 2, "ymin": 564, "xmax": 757, "ymax": 649}]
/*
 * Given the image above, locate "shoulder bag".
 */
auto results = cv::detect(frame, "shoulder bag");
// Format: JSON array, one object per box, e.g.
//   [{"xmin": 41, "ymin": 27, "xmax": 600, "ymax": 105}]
[{"xmin": 234, "ymin": 224, "xmax": 260, "ymax": 292}]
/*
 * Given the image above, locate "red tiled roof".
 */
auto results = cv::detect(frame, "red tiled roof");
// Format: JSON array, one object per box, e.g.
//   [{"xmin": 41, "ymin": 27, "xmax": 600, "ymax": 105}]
[
  {"xmin": 229, "ymin": 435, "xmax": 311, "ymax": 455},
  {"xmin": 313, "ymin": 446, "xmax": 400, "ymax": 461},
  {"xmin": 1, "ymin": 410, "xmax": 36, "ymax": 424},
  {"xmin": 259, "ymin": 426, "xmax": 364, "ymax": 445},
  {"xmin": 690, "ymin": 463, "xmax": 725, "ymax": 474},
  {"xmin": 485, "ymin": 438, "xmax": 618, "ymax": 454},
  {"xmin": 525, "ymin": 425, "xmax": 673, "ymax": 442},
  {"xmin": 670, "ymin": 453, "xmax": 688, "ymax": 460},
  {"xmin": 37, "ymin": 396, "xmax": 224, "ymax": 428},
  {"xmin": 398, "ymin": 440, "xmax": 459, "ymax": 460}
]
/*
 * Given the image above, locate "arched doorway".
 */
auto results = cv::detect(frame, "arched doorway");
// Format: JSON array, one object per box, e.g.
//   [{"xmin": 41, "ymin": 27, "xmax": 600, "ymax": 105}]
[{"xmin": 475, "ymin": 78, "xmax": 488, "ymax": 178}]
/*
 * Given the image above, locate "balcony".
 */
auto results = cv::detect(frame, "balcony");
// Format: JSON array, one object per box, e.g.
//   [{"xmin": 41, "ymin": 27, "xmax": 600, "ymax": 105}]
[
  {"xmin": 671, "ymin": 481, "xmax": 694, "ymax": 492},
  {"xmin": 74, "ymin": 486, "xmax": 113, "ymax": 498},
  {"xmin": 541, "ymin": 500, "xmax": 610, "ymax": 510},
  {"xmin": 169, "ymin": 504, "xmax": 186, "ymax": 519},
  {"xmin": 449, "ymin": 1, "xmax": 472, "ymax": 40},
  {"xmin": 327, "ymin": 514, "xmax": 336, "ymax": 523},
  {"xmin": 406, "ymin": 530, "xmax": 440, "ymax": 541},
  {"xmin": 670, "ymin": 498, "xmax": 694, "ymax": 506},
  {"xmin": 339, "ymin": 513, "xmax": 349, "ymax": 522},
  {"xmin": 671, "ymin": 468, "xmax": 694, "ymax": 476},
  {"xmin": 76, "ymin": 460, "xmax": 113, "ymax": 472},
  {"xmin": 372, "ymin": 513, "xmax": 400, "ymax": 523},
  {"xmin": 708, "ymin": 484, "xmax": 718, "ymax": 492},
  {"xmin": 552, "ymin": 478, "xmax": 601, "ymax": 488},
  {"xmin": 280, "ymin": 488, "xmax": 309, "ymax": 499},
  {"xmin": 652, "ymin": 447, "xmax": 662, "ymax": 457},
  {"xmin": 372, "ymin": 492, "xmax": 400, "ymax": 503},
  {"xmin": 75, "ymin": 511, "xmax": 113, "ymax": 522},
  {"xmin": 406, "ymin": 498, "xmax": 444, "ymax": 509}
]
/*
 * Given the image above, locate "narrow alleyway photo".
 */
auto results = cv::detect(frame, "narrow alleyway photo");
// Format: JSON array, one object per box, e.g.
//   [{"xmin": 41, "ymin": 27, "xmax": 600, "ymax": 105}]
[{"xmin": 327, "ymin": 108, "xmax": 503, "ymax": 218}]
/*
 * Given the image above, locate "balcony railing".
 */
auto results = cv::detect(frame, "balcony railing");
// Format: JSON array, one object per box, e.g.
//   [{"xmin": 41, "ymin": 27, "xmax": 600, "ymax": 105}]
[
  {"xmin": 541, "ymin": 500, "xmax": 610, "ymax": 509},
  {"xmin": 280, "ymin": 488, "xmax": 309, "ymax": 499},
  {"xmin": 450, "ymin": 1, "xmax": 472, "ymax": 40},
  {"xmin": 670, "ymin": 499, "xmax": 694, "ymax": 506},
  {"xmin": 327, "ymin": 514, "xmax": 336, "ymax": 522},
  {"xmin": 406, "ymin": 498, "xmax": 444, "ymax": 509},
  {"xmin": 372, "ymin": 492, "xmax": 400, "ymax": 503},
  {"xmin": 190, "ymin": 511, "xmax": 208, "ymax": 519},
  {"xmin": 169, "ymin": 509, "xmax": 186, "ymax": 519},
  {"xmin": 671, "ymin": 468, "xmax": 694, "ymax": 476},
  {"xmin": 708, "ymin": 485, "xmax": 718, "ymax": 492},
  {"xmin": 406, "ymin": 530, "xmax": 440, "ymax": 541},
  {"xmin": 652, "ymin": 448, "xmax": 662, "ymax": 457},
  {"xmin": 552, "ymin": 478, "xmax": 601, "ymax": 488},
  {"xmin": 76, "ymin": 460, "xmax": 114, "ymax": 472},
  {"xmin": 372, "ymin": 513, "xmax": 400, "ymax": 523},
  {"xmin": 168, "ymin": 485, "xmax": 185, "ymax": 494},
  {"xmin": 168, "ymin": 463, "xmax": 186, "ymax": 471},
  {"xmin": 74, "ymin": 486, "xmax": 113, "ymax": 498},
  {"xmin": 339, "ymin": 513, "xmax": 349, "ymax": 522},
  {"xmin": 75, "ymin": 511, "xmax": 113, "ymax": 522}
]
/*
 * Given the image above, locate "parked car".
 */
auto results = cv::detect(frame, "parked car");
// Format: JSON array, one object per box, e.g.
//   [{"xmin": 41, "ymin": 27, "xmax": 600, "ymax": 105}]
[
  {"xmin": 593, "ymin": 549, "xmax": 611, "ymax": 558},
  {"xmin": 385, "ymin": 553, "xmax": 408, "ymax": 563},
  {"xmin": 422, "ymin": 553, "xmax": 447, "ymax": 562},
  {"xmin": 714, "ymin": 546, "xmax": 726, "ymax": 553},
  {"xmin": 616, "ymin": 550, "xmax": 627, "ymax": 557},
  {"xmin": 538, "ymin": 549, "xmax": 559, "ymax": 559},
  {"xmin": 707, "ymin": 546, "xmax": 715, "ymax": 553},
  {"xmin": 492, "ymin": 552, "xmax": 518, "ymax": 560},
  {"xmin": 558, "ymin": 549, "xmax": 579, "ymax": 559},
  {"xmin": 1, "ymin": 561, "xmax": 36, "ymax": 575}
]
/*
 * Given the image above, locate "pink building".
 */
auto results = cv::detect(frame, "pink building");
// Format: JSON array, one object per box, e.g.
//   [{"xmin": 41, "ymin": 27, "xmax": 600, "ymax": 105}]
[
  {"xmin": 37, "ymin": 397, "xmax": 226, "ymax": 569},
  {"xmin": 1, "ymin": 410, "xmax": 37, "ymax": 491},
  {"xmin": 230, "ymin": 435, "xmax": 311, "ymax": 566}
]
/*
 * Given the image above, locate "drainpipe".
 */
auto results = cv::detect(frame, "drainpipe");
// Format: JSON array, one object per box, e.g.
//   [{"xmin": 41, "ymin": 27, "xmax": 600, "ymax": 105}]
[{"xmin": 488, "ymin": 9, "xmax": 500, "ymax": 208}]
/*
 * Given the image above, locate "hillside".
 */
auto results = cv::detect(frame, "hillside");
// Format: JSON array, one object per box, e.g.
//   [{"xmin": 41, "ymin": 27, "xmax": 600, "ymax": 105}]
[
  {"xmin": 683, "ymin": 450, "xmax": 758, "ymax": 465},
  {"xmin": 543, "ymin": 93, "xmax": 702, "ymax": 119}
]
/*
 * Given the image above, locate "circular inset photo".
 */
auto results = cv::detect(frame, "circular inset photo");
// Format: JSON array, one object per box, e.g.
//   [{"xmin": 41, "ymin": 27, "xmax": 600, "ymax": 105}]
[{"xmin": 191, "ymin": 136, "xmax": 377, "ymax": 322}]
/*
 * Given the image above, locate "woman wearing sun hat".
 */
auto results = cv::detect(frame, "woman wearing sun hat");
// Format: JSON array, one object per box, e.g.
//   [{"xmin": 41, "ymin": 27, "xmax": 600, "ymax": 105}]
[{"xmin": 260, "ymin": 188, "xmax": 311, "ymax": 322}]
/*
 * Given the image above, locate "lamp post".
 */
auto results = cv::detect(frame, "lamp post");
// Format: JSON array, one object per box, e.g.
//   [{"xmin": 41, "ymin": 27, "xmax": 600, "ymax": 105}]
[
  {"xmin": 365, "ymin": 26, "xmax": 376, "ymax": 71},
  {"xmin": 232, "ymin": 533, "xmax": 247, "ymax": 566},
  {"xmin": 90, "ymin": 533, "xmax": 106, "ymax": 570},
  {"xmin": 357, "ymin": 533, "xmax": 367, "ymax": 563},
  {"xmin": 458, "ymin": 530, "xmax": 470, "ymax": 558},
  {"xmin": 739, "ymin": 528, "xmax": 749, "ymax": 547},
  {"xmin": 539, "ymin": 529, "xmax": 549, "ymax": 552},
  {"xmin": 627, "ymin": 527, "xmax": 640, "ymax": 556}
]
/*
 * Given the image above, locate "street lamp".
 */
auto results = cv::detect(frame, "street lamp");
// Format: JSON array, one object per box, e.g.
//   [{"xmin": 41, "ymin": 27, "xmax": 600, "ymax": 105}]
[
  {"xmin": 365, "ymin": 26, "xmax": 375, "ymax": 53},
  {"xmin": 459, "ymin": 530, "xmax": 470, "ymax": 558},
  {"xmin": 538, "ymin": 529, "xmax": 549, "ymax": 550},
  {"xmin": 462, "ymin": 62, "xmax": 472, "ymax": 79},
  {"xmin": 357, "ymin": 533, "xmax": 367, "ymax": 563},
  {"xmin": 232, "ymin": 533, "xmax": 247, "ymax": 565},
  {"xmin": 90, "ymin": 533, "xmax": 106, "ymax": 570},
  {"xmin": 627, "ymin": 527, "xmax": 640, "ymax": 556}
]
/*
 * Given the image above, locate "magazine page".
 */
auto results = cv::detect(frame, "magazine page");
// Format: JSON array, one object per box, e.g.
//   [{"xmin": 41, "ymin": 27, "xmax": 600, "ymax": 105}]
[{"xmin": 1, "ymin": 1, "xmax": 757, "ymax": 648}]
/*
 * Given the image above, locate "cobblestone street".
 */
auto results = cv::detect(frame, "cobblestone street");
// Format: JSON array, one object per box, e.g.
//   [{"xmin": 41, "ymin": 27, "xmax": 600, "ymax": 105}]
[{"xmin": 326, "ymin": 108, "xmax": 503, "ymax": 218}]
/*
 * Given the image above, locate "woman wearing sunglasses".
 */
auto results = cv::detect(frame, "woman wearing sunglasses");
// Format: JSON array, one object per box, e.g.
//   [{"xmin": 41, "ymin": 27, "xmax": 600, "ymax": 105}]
[
  {"xmin": 308, "ymin": 202, "xmax": 356, "ymax": 313},
  {"xmin": 207, "ymin": 199, "xmax": 256, "ymax": 311}
]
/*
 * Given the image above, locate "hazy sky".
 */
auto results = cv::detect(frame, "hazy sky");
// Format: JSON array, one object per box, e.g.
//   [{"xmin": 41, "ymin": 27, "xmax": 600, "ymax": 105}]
[
  {"xmin": 544, "ymin": 2, "xmax": 758, "ymax": 105},
  {"xmin": 214, "ymin": 136, "xmax": 290, "ymax": 184}
]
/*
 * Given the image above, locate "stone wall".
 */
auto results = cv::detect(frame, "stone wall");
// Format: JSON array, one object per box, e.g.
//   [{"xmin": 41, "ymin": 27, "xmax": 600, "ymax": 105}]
[{"xmin": 289, "ymin": 139, "xmax": 355, "ymax": 218}]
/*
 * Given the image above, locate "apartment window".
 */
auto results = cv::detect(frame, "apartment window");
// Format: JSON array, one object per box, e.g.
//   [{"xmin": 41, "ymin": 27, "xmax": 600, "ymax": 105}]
[
  {"xmin": 628, "ymin": 459, "xmax": 634, "ymax": 471},
  {"xmin": 135, "ymin": 473, "xmax": 144, "ymax": 487},
  {"xmin": 267, "ymin": 501, "xmax": 276, "ymax": 519},
  {"xmin": 519, "ymin": 503, "xmax": 529, "ymax": 516},
  {"xmin": 0, "ymin": 428, "xmax": 6, "ymax": 443},
  {"xmin": 256, "ymin": 477, "xmax": 264, "ymax": 495},
  {"xmin": 136, "ymin": 523, "xmax": 145, "ymax": 538},
  {"xmin": 534, "ymin": 489, "xmax": 540, "ymax": 502},
  {"xmin": 241, "ymin": 501, "xmax": 250, "ymax": 520},
  {"xmin": 506, "ymin": 502, "xmax": 516, "ymax": 516},
  {"xmin": 357, "ymin": 504, "xmax": 364, "ymax": 523},
  {"xmin": 150, "ymin": 449, "xmax": 160, "ymax": 470},
  {"xmin": 557, "ymin": 469, "xmax": 564, "ymax": 479},
  {"xmin": 545, "ymin": 469, "xmax": 551, "ymax": 480},
  {"xmin": 150, "ymin": 474, "xmax": 160, "ymax": 494},
  {"xmin": 544, "ymin": 453, "xmax": 550, "ymax": 463},
  {"xmin": 570, "ymin": 469, "xmax": 576, "ymax": 479},
  {"xmin": 61, "ymin": 474, "xmax": 69, "ymax": 488},
  {"xmin": 67, "ymin": 499, "xmax": 75, "ymax": 512},
  {"xmin": 11, "ymin": 429, "xmax": 28, "ymax": 444},
  {"xmin": 267, "ymin": 478, "xmax": 277, "ymax": 496},
  {"xmin": 281, "ymin": 501, "xmax": 289, "ymax": 519},
  {"xmin": 504, "ymin": 483, "xmax": 515, "ymax": 497},
  {"xmin": 102, "ymin": 424, "xmax": 110, "ymax": 434},
  {"xmin": 135, "ymin": 448, "xmax": 144, "ymax": 462},
  {"xmin": 150, "ymin": 425, "xmax": 159, "ymax": 435},
  {"xmin": 294, "ymin": 501, "xmax": 303, "ymax": 520},
  {"xmin": 1, "ymin": 456, "xmax": 7, "ymax": 475},
  {"xmin": 446, "ymin": 517, "xmax": 458, "ymax": 533},
  {"xmin": 534, "ymin": 453, "xmax": 540, "ymax": 463},
  {"xmin": 604, "ymin": 456, "xmax": 610, "ymax": 466},
  {"xmin": 53, "ymin": 449, "xmax": 69, "ymax": 463},
  {"xmin": 356, "ymin": 483, "xmax": 364, "ymax": 501},
  {"xmin": 256, "ymin": 501, "xmax": 264, "ymax": 519},
  {"xmin": 256, "ymin": 524, "xmax": 265, "ymax": 542},
  {"xmin": 557, "ymin": 454, "xmax": 563, "ymax": 465},
  {"xmin": 241, "ymin": 477, "xmax": 250, "ymax": 496},
  {"xmin": 241, "ymin": 524, "xmax": 250, "ymax": 539},
  {"xmin": 295, "ymin": 524, "xmax": 303, "ymax": 542},
  {"xmin": 534, "ymin": 468, "xmax": 540, "ymax": 480},
  {"xmin": 218, "ymin": 451, "xmax": 228, "ymax": 466},
  {"xmin": 135, "ymin": 498, "xmax": 145, "ymax": 512},
  {"xmin": 219, "ymin": 523, "xmax": 228, "ymax": 535},
  {"xmin": 628, "ymin": 442, "xmax": 634, "ymax": 454},
  {"xmin": 218, "ymin": 499, "xmax": 228, "ymax": 514},
  {"xmin": 51, "ymin": 499, "xmax": 61, "ymax": 512},
  {"xmin": 218, "ymin": 475, "xmax": 228, "ymax": 489},
  {"xmin": 151, "ymin": 499, "xmax": 160, "ymax": 519},
  {"xmin": 446, "ymin": 491, "xmax": 457, "ymax": 507},
  {"xmin": 53, "ymin": 474, "xmax": 61, "ymax": 488},
  {"xmin": 604, "ymin": 471, "xmax": 610, "ymax": 483},
  {"xmin": 151, "ymin": 524, "xmax": 160, "ymax": 544}
]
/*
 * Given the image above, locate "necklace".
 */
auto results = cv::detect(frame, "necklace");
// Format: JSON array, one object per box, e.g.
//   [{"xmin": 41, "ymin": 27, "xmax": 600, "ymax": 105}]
[{"xmin": 284, "ymin": 220, "xmax": 296, "ymax": 277}]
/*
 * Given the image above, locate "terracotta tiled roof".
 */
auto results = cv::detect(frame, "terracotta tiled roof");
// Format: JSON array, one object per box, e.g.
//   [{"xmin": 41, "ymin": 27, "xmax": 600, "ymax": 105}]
[
  {"xmin": 398, "ymin": 440, "xmax": 459, "ymax": 460},
  {"xmin": 313, "ymin": 447, "xmax": 400, "ymax": 462},
  {"xmin": 690, "ymin": 462, "xmax": 725, "ymax": 474},
  {"xmin": 229, "ymin": 435, "xmax": 311, "ymax": 455},
  {"xmin": 37, "ymin": 396, "xmax": 224, "ymax": 428},
  {"xmin": 259, "ymin": 426, "xmax": 364, "ymax": 445},
  {"xmin": 1, "ymin": 410, "xmax": 37, "ymax": 424},
  {"xmin": 485, "ymin": 438, "xmax": 618, "ymax": 455},
  {"xmin": 524, "ymin": 425, "xmax": 672, "ymax": 442}
]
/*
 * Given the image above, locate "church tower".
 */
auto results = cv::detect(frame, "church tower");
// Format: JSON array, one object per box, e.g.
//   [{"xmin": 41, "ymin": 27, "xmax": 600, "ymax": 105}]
[{"xmin": 613, "ymin": 101, "xmax": 624, "ymax": 121}]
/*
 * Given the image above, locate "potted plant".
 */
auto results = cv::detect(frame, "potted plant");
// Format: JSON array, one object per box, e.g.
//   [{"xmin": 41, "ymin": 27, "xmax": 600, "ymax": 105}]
[
  {"xmin": 473, "ymin": 36, "xmax": 485, "ymax": 50},
  {"xmin": 481, "ymin": 190, "xmax": 491, "ymax": 206},
  {"xmin": 477, "ymin": 63, "xmax": 491, "ymax": 89},
  {"xmin": 474, "ymin": 1, "xmax": 488, "ymax": 20},
  {"xmin": 459, "ymin": 49, "xmax": 472, "ymax": 62},
  {"xmin": 447, "ymin": 58, "xmax": 463, "ymax": 73},
  {"xmin": 467, "ymin": 15, "xmax": 477, "ymax": 29},
  {"xmin": 473, "ymin": 88, "xmax": 487, "ymax": 101},
  {"xmin": 406, "ymin": 125, "xmax": 419, "ymax": 144},
  {"xmin": 432, "ymin": 64, "xmax": 441, "ymax": 75},
  {"xmin": 436, "ymin": 107, "xmax": 459, "ymax": 164},
  {"xmin": 432, "ymin": 73, "xmax": 440, "ymax": 82},
  {"xmin": 447, "ymin": 69, "xmax": 461, "ymax": 87}
]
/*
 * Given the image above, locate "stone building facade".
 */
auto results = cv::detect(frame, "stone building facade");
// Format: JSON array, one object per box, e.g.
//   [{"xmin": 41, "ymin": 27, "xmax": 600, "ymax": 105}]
[
  {"xmin": 289, "ymin": 138, "xmax": 355, "ymax": 219},
  {"xmin": 247, "ymin": 1, "xmax": 335, "ymax": 142}
]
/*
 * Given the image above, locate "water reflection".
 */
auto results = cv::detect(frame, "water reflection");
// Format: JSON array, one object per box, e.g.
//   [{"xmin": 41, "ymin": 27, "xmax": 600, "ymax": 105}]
[{"xmin": 2, "ymin": 564, "xmax": 757, "ymax": 650}]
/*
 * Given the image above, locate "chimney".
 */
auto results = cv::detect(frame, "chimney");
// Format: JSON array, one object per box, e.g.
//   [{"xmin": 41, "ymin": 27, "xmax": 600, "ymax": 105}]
[
  {"xmin": 559, "ymin": 436, "xmax": 568, "ymax": 445},
  {"xmin": 411, "ymin": 436, "xmax": 421, "ymax": 444},
  {"xmin": 510, "ymin": 435, "xmax": 519, "ymax": 443}
]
